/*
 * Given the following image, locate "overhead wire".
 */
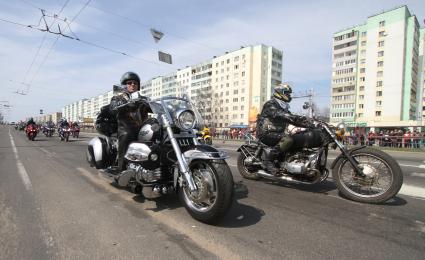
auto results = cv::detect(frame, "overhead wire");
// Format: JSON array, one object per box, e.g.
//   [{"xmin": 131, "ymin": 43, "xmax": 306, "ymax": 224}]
[
  {"xmin": 16, "ymin": 0, "xmax": 71, "ymax": 92},
  {"xmin": 25, "ymin": 0, "xmax": 89, "ymax": 92}
]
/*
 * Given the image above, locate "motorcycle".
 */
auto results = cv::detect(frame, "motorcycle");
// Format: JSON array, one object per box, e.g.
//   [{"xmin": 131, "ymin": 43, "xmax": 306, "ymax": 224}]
[
  {"xmin": 197, "ymin": 127, "xmax": 213, "ymax": 145},
  {"xmin": 43, "ymin": 126, "xmax": 55, "ymax": 137},
  {"xmin": 86, "ymin": 92, "xmax": 234, "ymax": 224},
  {"xmin": 26, "ymin": 124, "xmax": 38, "ymax": 141},
  {"xmin": 72, "ymin": 125, "xmax": 80, "ymax": 138},
  {"xmin": 59, "ymin": 126, "xmax": 71, "ymax": 142},
  {"xmin": 237, "ymin": 119, "xmax": 403, "ymax": 204}
]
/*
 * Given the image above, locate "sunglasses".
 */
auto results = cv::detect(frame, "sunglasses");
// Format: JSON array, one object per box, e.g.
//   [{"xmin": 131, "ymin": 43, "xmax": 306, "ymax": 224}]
[{"xmin": 126, "ymin": 80, "xmax": 138, "ymax": 86}]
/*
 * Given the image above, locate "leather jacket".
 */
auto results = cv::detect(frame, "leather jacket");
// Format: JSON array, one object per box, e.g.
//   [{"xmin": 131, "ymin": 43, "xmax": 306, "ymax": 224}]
[
  {"xmin": 109, "ymin": 92, "xmax": 150, "ymax": 130},
  {"xmin": 256, "ymin": 98, "xmax": 311, "ymax": 139}
]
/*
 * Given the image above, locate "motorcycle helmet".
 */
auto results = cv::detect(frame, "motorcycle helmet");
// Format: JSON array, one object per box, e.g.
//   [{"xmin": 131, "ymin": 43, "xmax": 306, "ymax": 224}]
[
  {"xmin": 273, "ymin": 83, "xmax": 292, "ymax": 102},
  {"xmin": 120, "ymin": 71, "xmax": 140, "ymax": 91}
]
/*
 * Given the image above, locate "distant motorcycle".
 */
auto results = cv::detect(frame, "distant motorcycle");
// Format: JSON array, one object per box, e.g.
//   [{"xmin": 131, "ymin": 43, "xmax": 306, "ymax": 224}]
[
  {"xmin": 87, "ymin": 93, "xmax": 234, "ymax": 224},
  {"xmin": 72, "ymin": 125, "xmax": 80, "ymax": 138},
  {"xmin": 237, "ymin": 119, "xmax": 403, "ymax": 204},
  {"xmin": 43, "ymin": 126, "xmax": 55, "ymax": 137},
  {"xmin": 197, "ymin": 127, "xmax": 212, "ymax": 145},
  {"xmin": 59, "ymin": 126, "xmax": 71, "ymax": 142},
  {"xmin": 26, "ymin": 124, "xmax": 38, "ymax": 141}
]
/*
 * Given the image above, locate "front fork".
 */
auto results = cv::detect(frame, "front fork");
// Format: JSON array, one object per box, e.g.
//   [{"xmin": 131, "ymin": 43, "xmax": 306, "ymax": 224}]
[
  {"xmin": 162, "ymin": 115, "xmax": 198, "ymax": 192},
  {"xmin": 323, "ymin": 125, "xmax": 365, "ymax": 177}
]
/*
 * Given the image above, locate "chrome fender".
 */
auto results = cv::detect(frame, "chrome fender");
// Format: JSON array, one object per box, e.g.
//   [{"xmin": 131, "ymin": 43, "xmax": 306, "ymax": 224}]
[{"xmin": 183, "ymin": 145, "xmax": 229, "ymax": 165}]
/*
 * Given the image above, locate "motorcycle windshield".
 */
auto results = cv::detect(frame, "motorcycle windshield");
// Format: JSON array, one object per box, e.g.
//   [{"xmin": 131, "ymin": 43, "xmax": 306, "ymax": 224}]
[{"xmin": 148, "ymin": 97, "xmax": 204, "ymax": 129}]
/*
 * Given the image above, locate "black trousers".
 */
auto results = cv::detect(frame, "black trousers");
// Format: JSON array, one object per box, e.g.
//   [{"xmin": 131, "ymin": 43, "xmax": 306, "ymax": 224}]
[{"xmin": 117, "ymin": 124, "xmax": 139, "ymax": 171}]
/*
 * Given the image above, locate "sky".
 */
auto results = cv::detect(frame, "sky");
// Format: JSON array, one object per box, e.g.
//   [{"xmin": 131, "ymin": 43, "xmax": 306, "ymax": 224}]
[{"xmin": 0, "ymin": 0, "xmax": 424, "ymax": 122}]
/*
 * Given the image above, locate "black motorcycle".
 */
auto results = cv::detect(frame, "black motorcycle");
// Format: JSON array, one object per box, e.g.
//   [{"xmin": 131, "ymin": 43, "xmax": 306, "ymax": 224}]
[
  {"xmin": 237, "ymin": 119, "xmax": 403, "ymax": 204},
  {"xmin": 87, "ymin": 92, "xmax": 234, "ymax": 224}
]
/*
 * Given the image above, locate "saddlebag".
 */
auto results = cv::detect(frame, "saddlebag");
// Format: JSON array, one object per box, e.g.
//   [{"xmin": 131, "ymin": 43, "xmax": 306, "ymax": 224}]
[
  {"xmin": 95, "ymin": 105, "xmax": 117, "ymax": 136},
  {"xmin": 87, "ymin": 136, "xmax": 115, "ymax": 169}
]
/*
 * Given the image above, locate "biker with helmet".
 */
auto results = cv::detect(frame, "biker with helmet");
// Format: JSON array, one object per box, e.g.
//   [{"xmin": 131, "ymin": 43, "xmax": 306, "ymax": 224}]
[
  {"xmin": 109, "ymin": 72, "xmax": 150, "ymax": 174},
  {"xmin": 256, "ymin": 83, "xmax": 312, "ymax": 174}
]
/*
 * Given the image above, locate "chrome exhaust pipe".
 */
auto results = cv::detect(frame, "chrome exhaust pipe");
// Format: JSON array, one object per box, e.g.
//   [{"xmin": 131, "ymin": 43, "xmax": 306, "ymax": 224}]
[{"xmin": 256, "ymin": 170, "xmax": 315, "ymax": 185}]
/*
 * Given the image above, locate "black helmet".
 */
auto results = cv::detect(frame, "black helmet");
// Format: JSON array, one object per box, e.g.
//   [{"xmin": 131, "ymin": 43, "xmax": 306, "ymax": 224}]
[
  {"xmin": 120, "ymin": 71, "xmax": 140, "ymax": 90},
  {"xmin": 273, "ymin": 83, "xmax": 292, "ymax": 102}
]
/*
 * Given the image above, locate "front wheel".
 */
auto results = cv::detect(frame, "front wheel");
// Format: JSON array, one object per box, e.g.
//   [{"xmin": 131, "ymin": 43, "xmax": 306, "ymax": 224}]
[
  {"xmin": 179, "ymin": 160, "xmax": 234, "ymax": 224},
  {"xmin": 333, "ymin": 147, "xmax": 403, "ymax": 204}
]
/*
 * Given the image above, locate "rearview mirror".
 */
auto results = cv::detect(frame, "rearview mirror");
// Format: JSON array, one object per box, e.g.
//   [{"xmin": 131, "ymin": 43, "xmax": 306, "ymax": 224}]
[{"xmin": 113, "ymin": 84, "xmax": 125, "ymax": 93}]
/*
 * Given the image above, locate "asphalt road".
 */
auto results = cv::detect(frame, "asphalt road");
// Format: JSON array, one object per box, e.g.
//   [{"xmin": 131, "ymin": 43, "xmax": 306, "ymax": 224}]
[{"xmin": 1, "ymin": 126, "xmax": 425, "ymax": 260}]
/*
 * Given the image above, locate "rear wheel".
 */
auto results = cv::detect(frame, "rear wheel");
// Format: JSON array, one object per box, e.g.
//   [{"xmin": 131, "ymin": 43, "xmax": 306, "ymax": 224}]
[
  {"xmin": 237, "ymin": 152, "xmax": 261, "ymax": 180},
  {"xmin": 333, "ymin": 147, "xmax": 403, "ymax": 204},
  {"xmin": 180, "ymin": 159, "xmax": 234, "ymax": 224}
]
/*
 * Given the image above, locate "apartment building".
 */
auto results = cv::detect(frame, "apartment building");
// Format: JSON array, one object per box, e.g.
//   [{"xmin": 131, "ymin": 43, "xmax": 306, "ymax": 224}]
[
  {"xmin": 62, "ymin": 44, "xmax": 282, "ymax": 128},
  {"xmin": 141, "ymin": 44, "xmax": 283, "ymax": 129},
  {"xmin": 331, "ymin": 6, "xmax": 424, "ymax": 129}
]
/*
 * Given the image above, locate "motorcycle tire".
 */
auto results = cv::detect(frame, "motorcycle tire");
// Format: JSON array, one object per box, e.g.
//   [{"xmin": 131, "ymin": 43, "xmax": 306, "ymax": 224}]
[
  {"xmin": 179, "ymin": 159, "xmax": 234, "ymax": 224},
  {"xmin": 332, "ymin": 147, "xmax": 403, "ymax": 204},
  {"xmin": 237, "ymin": 153, "xmax": 261, "ymax": 180}
]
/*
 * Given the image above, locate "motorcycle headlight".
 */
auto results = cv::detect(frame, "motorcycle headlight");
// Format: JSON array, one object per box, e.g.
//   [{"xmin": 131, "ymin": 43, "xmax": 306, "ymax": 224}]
[{"xmin": 177, "ymin": 110, "xmax": 196, "ymax": 130}]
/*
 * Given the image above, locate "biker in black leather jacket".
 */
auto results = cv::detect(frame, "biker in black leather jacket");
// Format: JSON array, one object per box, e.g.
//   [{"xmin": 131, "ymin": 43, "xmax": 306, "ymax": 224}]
[
  {"xmin": 257, "ymin": 84, "xmax": 312, "ymax": 173},
  {"xmin": 109, "ymin": 72, "xmax": 150, "ymax": 172}
]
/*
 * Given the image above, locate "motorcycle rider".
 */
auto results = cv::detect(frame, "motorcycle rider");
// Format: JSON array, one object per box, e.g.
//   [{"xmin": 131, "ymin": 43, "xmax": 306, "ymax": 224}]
[
  {"xmin": 59, "ymin": 118, "xmax": 70, "ymax": 135},
  {"xmin": 256, "ymin": 83, "xmax": 313, "ymax": 174},
  {"xmin": 108, "ymin": 71, "xmax": 150, "ymax": 174},
  {"xmin": 26, "ymin": 117, "xmax": 36, "ymax": 127}
]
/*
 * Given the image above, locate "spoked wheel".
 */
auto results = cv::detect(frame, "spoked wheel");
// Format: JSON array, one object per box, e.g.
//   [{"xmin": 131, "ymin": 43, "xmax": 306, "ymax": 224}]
[
  {"xmin": 180, "ymin": 159, "xmax": 233, "ymax": 224},
  {"xmin": 333, "ymin": 147, "xmax": 403, "ymax": 204},
  {"xmin": 237, "ymin": 153, "xmax": 261, "ymax": 180}
]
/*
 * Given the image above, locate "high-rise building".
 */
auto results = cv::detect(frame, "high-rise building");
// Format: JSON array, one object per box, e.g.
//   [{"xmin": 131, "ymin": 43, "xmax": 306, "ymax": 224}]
[{"xmin": 331, "ymin": 6, "xmax": 424, "ymax": 130}]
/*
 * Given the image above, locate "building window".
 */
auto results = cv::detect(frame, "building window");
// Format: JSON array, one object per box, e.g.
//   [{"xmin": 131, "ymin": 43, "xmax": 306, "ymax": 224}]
[
  {"xmin": 361, "ymin": 41, "xmax": 366, "ymax": 46},
  {"xmin": 376, "ymin": 91, "xmax": 382, "ymax": 96},
  {"xmin": 360, "ymin": 77, "xmax": 365, "ymax": 82},
  {"xmin": 361, "ymin": 50, "xmax": 366, "ymax": 55},
  {"xmin": 241, "ymin": 71, "xmax": 245, "ymax": 77},
  {"xmin": 234, "ymin": 65, "xmax": 239, "ymax": 69},
  {"xmin": 376, "ymin": 101, "xmax": 382, "ymax": 107},
  {"xmin": 361, "ymin": 31, "xmax": 367, "ymax": 37},
  {"xmin": 379, "ymin": 31, "xmax": 386, "ymax": 37},
  {"xmin": 358, "ymin": 113, "xmax": 363, "ymax": 117},
  {"xmin": 377, "ymin": 61, "xmax": 384, "ymax": 67},
  {"xmin": 360, "ymin": 59, "xmax": 366, "ymax": 64},
  {"xmin": 378, "ymin": 41, "xmax": 384, "ymax": 47},
  {"xmin": 377, "ymin": 71, "xmax": 383, "ymax": 77},
  {"xmin": 378, "ymin": 51, "xmax": 384, "ymax": 57},
  {"xmin": 379, "ymin": 21, "xmax": 385, "ymax": 27},
  {"xmin": 376, "ymin": 81, "xmax": 383, "ymax": 87},
  {"xmin": 359, "ymin": 95, "xmax": 364, "ymax": 100},
  {"xmin": 227, "ymin": 59, "xmax": 230, "ymax": 64},
  {"xmin": 360, "ymin": 68, "xmax": 365, "ymax": 73},
  {"xmin": 359, "ymin": 104, "xmax": 364, "ymax": 109},
  {"xmin": 375, "ymin": 111, "xmax": 382, "ymax": 116},
  {"xmin": 359, "ymin": 86, "xmax": 365, "ymax": 91}
]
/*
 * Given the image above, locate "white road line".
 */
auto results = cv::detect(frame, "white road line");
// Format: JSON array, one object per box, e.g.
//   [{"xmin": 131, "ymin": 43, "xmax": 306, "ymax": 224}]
[
  {"xmin": 410, "ymin": 172, "xmax": 425, "ymax": 178},
  {"xmin": 9, "ymin": 129, "xmax": 33, "ymax": 191},
  {"xmin": 399, "ymin": 184, "xmax": 425, "ymax": 199},
  {"xmin": 399, "ymin": 163, "xmax": 425, "ymax": 169}
]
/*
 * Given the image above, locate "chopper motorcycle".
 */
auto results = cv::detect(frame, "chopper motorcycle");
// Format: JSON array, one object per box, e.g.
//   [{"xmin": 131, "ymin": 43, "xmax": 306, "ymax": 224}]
[
  {"xmin": 87, "ymin": 92, "xmax": 234, "ymax": 224},
  {"xmin": 237, "ymin": 120, "xmax": 403, "ymax": 204}
]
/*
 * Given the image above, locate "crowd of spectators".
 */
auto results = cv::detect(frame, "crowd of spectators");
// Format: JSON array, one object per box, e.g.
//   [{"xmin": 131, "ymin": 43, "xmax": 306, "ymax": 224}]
[{"xmin": 343, "ymin": 129, "xmax": 424, "ymax": 148}]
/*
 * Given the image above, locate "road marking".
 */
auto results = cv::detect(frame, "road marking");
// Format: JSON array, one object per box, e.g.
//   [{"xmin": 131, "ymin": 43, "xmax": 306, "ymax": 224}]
[
  {"xmin": 410, "ymin": 172, "xmax": 425, "ymax": 178},
  {"xmin": 399, "ymin": 184, "xmax": 425, "ymax": 199},
  {"xmin": 39, "ymin": 147, "xmax": 55, "ymax": 157},
  {"xmin": 399, "ymin": 163, "xmax": 425, "ymax": 169},
  {"xmin": 9, "ymin": 129, "xmax": 33, "ymax": 191}
]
